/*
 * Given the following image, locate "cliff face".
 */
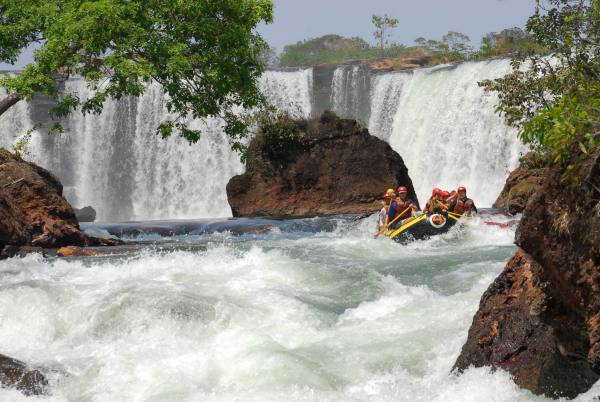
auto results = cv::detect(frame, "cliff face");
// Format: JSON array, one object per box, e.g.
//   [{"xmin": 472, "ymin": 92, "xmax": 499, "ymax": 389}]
[
  {"xmin": 455, "ymin": 147, "xmax": 600, "ymax": 398},
  {"xmin": 493, "ymin": 153, "xmax": 547, "ymax": 215},
  {"xmin": 226, "ymin": 112, "xmax": 418, "ymax": 218}
]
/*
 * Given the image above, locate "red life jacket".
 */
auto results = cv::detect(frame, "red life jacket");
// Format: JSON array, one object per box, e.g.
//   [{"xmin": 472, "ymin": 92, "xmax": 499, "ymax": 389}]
[
  {"xmin": 452, "ymin": 197, "xmax": 473, "ymax": 214},
  {"xmin": 395, "ymin": 199, "xmax": 414, "ymax": 219}
]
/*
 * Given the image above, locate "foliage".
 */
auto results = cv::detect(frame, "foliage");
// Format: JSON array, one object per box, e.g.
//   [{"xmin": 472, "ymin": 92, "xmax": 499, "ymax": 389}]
[
  {"xmin": 472, "ymin": 27, "xmax": 548, "ymax": 59},
  {"xmin": 249, "ymin": 108, "xmax": 306, "ymax": 162},
  {"xmin": 278, "ymin": 35, "xmax": 371, "ymax": 67},
  {"xmin": 0, "ymin": 0, "xmax": 273, "ymax": 151},
  {"xmin": 11, "ymin": 126, "xmax": 37, "ymax": 160},
  {"xmin": 479, "ymin": 0, "xmax": 599, "ymax": 172},
  {"xmin": 372, "ymin": 14, "xmax": 399, "ymax": 56}
]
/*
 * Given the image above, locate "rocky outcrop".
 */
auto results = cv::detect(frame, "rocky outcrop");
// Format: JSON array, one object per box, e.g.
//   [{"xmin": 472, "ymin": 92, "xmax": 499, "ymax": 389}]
[
  {"xmin": 455, "ymin": 147, "xmax": 600, "ymax": 398},
  {"xmin": 227, "ymin": 111, "xmax": 418, "ymax": 218},
  {"xmin": 74, "ymin": 206, "xmax": 96, "ymax": 222},
  {"xmin": 0, "ymin": 148, "xmax": 121, "ymax": 257},
  {"xmin": 0, "ymin": 353, "xmax": 47, "ymax": 396},
  {"xmin": 493, "ymin": 153, "xmax": 547, "ymax": 215}
]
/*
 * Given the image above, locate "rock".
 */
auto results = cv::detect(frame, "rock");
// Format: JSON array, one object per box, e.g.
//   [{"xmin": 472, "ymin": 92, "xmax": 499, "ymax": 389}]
[
  {"xmin": 0, "ymin": 148, "xmax": 123, "ymax": 257},
  {"xmin": 74, "ymin": 206, "xmax": 96, "ymax": 222},
  {"xmin": 493, "ymin": 153, "xmax": 547, "ymax": 215},
  {"xmin": 0, "ymin": 148, "xmax": 86, "ymax": 249},
  {"xmin": 0, "ymin": 246, "xmax": 46, "ymax": 259},
  {"xmin": 0, "ymin": 353, "xmax": 47, "ymax": 396},
  {"xmin": 455, "ymin": 146, "xmax": 600, "ymax": 398},
  {"xmin": 226, "ymin": 111, "xmax": 418, "ymax": 218}
]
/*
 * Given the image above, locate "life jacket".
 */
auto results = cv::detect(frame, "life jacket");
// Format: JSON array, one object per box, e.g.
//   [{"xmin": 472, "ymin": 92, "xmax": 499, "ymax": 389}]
[
  {"xmin": 395, "ymin": 198, "xmax": 415, "ymax": 219},
  {"xmin": 451, "ymin": 197, "xmax": 476, "ymax": 214},
  {"xmin": 425, "ymin": 197, "xmax": 445, "ymax": 213}
]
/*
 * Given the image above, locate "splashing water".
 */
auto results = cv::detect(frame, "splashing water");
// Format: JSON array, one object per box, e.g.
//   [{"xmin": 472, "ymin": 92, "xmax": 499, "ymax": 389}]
[{"xmin": 2, "ymin": 215, "xmax": 597, "ymax": 401}]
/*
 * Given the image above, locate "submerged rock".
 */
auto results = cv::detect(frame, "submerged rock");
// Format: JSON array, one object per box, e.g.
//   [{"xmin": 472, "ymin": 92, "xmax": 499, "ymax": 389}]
[
  {"xmin": 493, "ymin": 153, "xmax": 547, "ymax": 215},
  {"xmin": 227, "ymin": 111, "xmax": 418, "ymax": 218},
  {"xmin": 455, "ymin": 147, "xmax": 600, "ymax": 398},
  {"xmin": 0, "ymin": 353, "xmax": 47, "ymax": 396},
  {"xmin": 74, "ymin": 205, "xmax": 96, "ymax": 222}
]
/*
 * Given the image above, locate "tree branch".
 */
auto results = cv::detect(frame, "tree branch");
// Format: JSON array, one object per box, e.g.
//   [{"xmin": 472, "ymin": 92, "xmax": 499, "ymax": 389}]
[{"xmin": 0, "ymin": 92, "xmax": 21, "ymax": 117}]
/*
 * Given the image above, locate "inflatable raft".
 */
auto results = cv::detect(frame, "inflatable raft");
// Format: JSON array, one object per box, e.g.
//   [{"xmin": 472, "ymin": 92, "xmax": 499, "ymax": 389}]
[{"xmin": 387, "ymin": 212, "xmax": 462, "ymax": 243}]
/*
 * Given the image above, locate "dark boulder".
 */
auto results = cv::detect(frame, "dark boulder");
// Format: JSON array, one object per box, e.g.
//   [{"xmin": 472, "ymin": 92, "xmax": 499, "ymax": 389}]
[
  {"xmin": 455, "ymin": 146, "xmax": 600, "ymax": 398},
  {"xmin": 0, "ymin": 353, "xmax": 47, "ymax": 396},
  {"xmin": 226, "ymin": 111, "xmax": 418, "ymax": 218},
  {"xmin": 74, "ymin": 206, "xmax": 96, "ymax": 222}
]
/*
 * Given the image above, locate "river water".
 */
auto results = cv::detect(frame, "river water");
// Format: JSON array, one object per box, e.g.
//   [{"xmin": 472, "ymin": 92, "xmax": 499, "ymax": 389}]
[{"xmin": 2, "ymin": 215, "xmax": 598, "ymax": 401}]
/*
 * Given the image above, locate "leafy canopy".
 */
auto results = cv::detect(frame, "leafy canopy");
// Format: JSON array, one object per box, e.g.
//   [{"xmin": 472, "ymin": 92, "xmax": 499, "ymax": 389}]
[
  {"xmin": 0, "ymin": 0, "xmax": 273, "ymax": 151},
  {"xmin": 479, "ymin": 0, "xmax": 599, "ymax": 168}
]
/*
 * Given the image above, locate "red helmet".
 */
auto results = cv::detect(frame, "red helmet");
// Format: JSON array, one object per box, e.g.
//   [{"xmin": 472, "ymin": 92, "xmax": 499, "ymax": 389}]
[
  {"xmin": 432, "ymin": 188, "xmax": 442, "ymax": 196},
  {"xmin": 397, "ymin": 186, "xmax": 408, "ymax": 193},
  {"xmin": 458, "ymin": 186, "xmax": 467, "ymax": 193},
  {"xmin": 441, "ymin": 190, "xmax": 450, "ymax": 197}
]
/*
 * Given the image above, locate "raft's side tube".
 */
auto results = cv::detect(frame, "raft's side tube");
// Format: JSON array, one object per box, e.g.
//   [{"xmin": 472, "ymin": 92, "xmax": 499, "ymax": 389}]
[{"xmin": 388, "ymin": 214, "xmax": 427, "ymax": 240}]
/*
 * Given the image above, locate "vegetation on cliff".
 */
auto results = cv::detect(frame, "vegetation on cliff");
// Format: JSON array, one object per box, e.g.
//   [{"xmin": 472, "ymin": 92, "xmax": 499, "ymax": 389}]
[
  {"xmin": 480, "ymin": 0, "xmax": 599, "ymax": 175},
  {"xmin": 0, "ymin": 0, "xmax": 273, "ymax": 151},
  {"xmin": 277, "ymin": 27, "xmax": 546, "ymax": 68}
]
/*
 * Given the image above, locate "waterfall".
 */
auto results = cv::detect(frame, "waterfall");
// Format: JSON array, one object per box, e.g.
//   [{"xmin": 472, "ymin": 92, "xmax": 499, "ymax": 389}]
[
  {"xmin": 0, "ymin": 60, "xmax": 525, "ymax": 220},
  {"xmin": 0, "ymin": 69, "xmax": 313, "ymax": 222},
  {"xmin": 330, "ymin": 65, "xmax": 370, "ymax": 124},
  {"xmin": 382, "ymin": 61, "xmax": 526, "ymax": 207}
]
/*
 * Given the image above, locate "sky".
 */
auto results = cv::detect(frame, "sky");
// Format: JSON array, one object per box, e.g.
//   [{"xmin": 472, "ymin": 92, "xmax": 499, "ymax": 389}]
[
  {"xmin": 258, "ymin": 0, "xmax": 537, "ymax": 52},
  {"xmin": 2, "ymin": 0, "xmax": 536, "ymax": 69}
]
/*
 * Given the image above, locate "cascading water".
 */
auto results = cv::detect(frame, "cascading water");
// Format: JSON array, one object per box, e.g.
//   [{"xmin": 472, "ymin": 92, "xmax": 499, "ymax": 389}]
[
  {"xmin": 384, "ymin": 60, "xmax": 526, "ymax": 207},
  {"xmin": 330, "ymin": 65, "xmax": 370, "ymax": 124},
  {"xmin": 327, "ymin": 60, "xmax": 525, "ymax": 207},
  {"xmin": 0, "ymin": 69, "xmax": 313, "ymax": 221}
]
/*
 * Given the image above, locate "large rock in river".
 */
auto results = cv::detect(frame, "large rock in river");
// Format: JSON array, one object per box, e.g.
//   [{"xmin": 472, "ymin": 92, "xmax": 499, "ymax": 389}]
[
  {"xmin": 226, "ymin": 111, "xmax": 418, "ymax": 217},
  {"xmin": 0, "ymin": 148, "xmax": 119, "ymax": 255},
  {"xmin": 454, "ymin": 146, "xmax": 600, "ymax": 398}
]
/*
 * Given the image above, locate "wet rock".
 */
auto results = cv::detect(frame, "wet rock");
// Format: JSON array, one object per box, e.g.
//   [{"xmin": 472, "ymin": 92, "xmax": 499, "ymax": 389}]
[
  {"xmin": 0, "ymin": 246, "xmax": 46, "ymax": 259},
  {"xmin": 0, "ymin": 148, "xmax": 122, "ymax": 258},
  {"xmin": 74, "ymin": 206, "xmax": 96, "ymax": 222},
  {"xmin": 493, "ymin": 153, "xmax": 547, "ymax": 215},
  {"xmin": 0, "ymin": 148, "xmax": 86, "ymax": 249},
  {"xmin": 455, "ymin": 146, "xmax": 600, "ymax": 398},
  {"xmin": 0, "ymin": 353, "xmax": 47, "ymax": 396},
  {"xmin": 227, "ymin": 111, "xmax": 418, "ymax": 218}
]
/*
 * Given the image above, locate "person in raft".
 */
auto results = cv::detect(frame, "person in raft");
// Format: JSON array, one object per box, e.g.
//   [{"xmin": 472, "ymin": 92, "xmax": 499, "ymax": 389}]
[
  {"xmin": 374, "ymin": 198, "xmax": 389, "ymax": 238},
  {"xmin": 393, "ymin": 186, "xmax": 418, "ymax": 226},
  {"xmin": 424, "ymin": 188, "xmax": 450, "ymax": 213},
  {"xmin": 448, "ymin": 186, "xmax": 477, "ymax": 216}
]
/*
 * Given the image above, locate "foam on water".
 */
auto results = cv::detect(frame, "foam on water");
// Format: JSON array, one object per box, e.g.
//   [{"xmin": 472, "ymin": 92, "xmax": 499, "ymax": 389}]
[{"xmin": 0, "ymin": 217, "xmax": 584, "ymax": 401}]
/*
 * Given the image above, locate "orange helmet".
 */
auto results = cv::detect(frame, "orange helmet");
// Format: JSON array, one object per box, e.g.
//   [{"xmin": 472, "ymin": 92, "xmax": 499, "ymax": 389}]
[
  {"xmin": 384, "ymin": 188, "xmax": 396, "ymax": 199},
  {"xmin": 397, "ymin": 186, "xmax": 408, "ymax": 193}
]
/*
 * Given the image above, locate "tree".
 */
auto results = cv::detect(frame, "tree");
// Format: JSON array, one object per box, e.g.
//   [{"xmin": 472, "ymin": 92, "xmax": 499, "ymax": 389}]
[
  {"xmin": 480, "ymin": 0, "xmax": 599, "ymax": 169},
  {"xmin": 372, "ymin": 14, "xmax": 399, "ymax": 56},
  {"xmin": 0, "ymin": 0, "xmax": 274, "ymax": 152},
  {"xmin": 442, "ymin": 31, "xmax": 472, "ymax": 55}
]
